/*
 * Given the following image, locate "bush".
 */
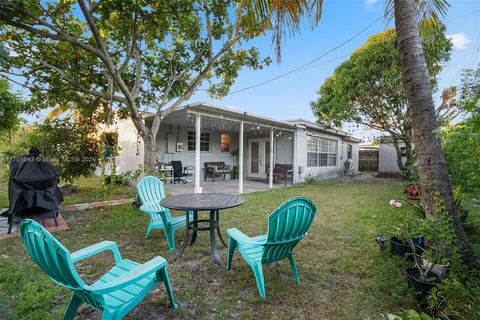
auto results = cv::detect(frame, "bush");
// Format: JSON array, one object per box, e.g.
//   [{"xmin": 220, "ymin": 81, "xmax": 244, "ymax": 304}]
[
  {"xmin": 21, "ymin": 119, "xmax": 100, "ymax": 182},
  {"xmin": 443, "ymin": 114, "xmax": 480, "ymax": 191}
]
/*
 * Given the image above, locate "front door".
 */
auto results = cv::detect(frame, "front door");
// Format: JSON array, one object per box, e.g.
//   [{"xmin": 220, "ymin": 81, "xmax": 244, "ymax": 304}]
[{"xmin": 248, "ymin": 138, "xmax": 271, "ymax": 179}]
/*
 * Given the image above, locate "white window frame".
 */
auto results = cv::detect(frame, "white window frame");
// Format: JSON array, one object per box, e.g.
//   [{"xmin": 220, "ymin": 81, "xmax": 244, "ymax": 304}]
[
  {"xmin": 307, "ymin": 136, "xmax": 338, "ymax": 167},
  {"xmin": 187, "ymin": 130, "xmax": 211, "ymax": 152}
]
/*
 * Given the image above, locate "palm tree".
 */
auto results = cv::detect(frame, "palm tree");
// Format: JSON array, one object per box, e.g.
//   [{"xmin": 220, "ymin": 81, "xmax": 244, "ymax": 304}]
[{"xmin": 238, "ymin": 0, "xmax": 479, "ymax": 269}]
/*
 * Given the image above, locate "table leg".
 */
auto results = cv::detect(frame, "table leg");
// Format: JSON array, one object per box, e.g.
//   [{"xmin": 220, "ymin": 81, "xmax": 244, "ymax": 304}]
[
  {"xmin": 209, "ymin": 210, "xmax": 221, "ymax": 265},
  {"xmin": 174, "ymin": 210, "xmax": 191, "ymax": 262},
  {"xmin": 190, "ymin": 210, "xmax": 198, "ymax": 245},
  {"xmin": 215, "ymin": 209, "xmax": 227, "ymax": 248}
]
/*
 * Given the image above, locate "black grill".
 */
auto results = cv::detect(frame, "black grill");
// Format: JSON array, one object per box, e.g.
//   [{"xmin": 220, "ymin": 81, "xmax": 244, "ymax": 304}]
[{"xmin": 5, "ymin": 148, "xmax": 64, "ymax": 233}]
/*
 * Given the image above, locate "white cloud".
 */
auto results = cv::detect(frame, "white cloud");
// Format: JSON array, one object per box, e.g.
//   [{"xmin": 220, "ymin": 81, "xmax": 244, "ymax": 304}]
[
  {"xmin": 447, "ymin": 33, "xmax": 470, "ymax": 50},
  {"xmin": 365, "ymin": 0, "xmax": 382, "ymax": 6}
]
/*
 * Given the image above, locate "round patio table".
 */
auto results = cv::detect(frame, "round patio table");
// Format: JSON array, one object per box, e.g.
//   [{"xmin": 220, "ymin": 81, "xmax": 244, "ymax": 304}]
[{"xmin": 160, "ymin": 193, "xmax": 244, "ymax": 265}]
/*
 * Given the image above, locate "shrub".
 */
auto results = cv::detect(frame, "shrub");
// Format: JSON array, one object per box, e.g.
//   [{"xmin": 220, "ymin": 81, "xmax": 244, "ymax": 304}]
[
  {"xmin": 443, "ymin": 114, "xmax": 480, "ymax": 192},
  {"xmin": 21, "ymin": 119, "xmax": 100, "ymax": 182}
]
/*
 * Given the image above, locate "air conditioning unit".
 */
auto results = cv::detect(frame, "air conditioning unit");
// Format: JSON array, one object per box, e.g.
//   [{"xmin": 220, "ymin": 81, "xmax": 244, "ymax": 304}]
[{"xmin": 344, "ymin": 159, "xmax": 354, "ymax": 171}]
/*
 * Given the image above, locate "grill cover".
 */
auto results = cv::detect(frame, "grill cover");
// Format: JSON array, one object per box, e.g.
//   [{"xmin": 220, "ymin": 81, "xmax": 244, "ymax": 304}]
[{"xmin": 7, "ymin": 152, "xmax": 63, "ymax": 217}]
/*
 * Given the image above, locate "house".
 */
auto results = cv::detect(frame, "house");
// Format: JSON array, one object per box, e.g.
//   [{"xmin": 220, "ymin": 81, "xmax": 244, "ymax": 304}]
[{"xmin": 112, "ymin": 102, "xmax": 361, "ymax": 193}]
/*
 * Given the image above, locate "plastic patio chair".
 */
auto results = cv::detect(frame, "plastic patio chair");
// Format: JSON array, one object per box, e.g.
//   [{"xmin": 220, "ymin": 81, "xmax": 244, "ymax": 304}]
[
  {"xmin": 136, "ymin": 175, "xmax": 191, "ymax": 250},
  {"xmin": 226, "ymin": 196, "xmax": 317, "ymax": 299},
  {"xmin": 19, "ymin": 219, "xmax": 178, "ymax": 320}
]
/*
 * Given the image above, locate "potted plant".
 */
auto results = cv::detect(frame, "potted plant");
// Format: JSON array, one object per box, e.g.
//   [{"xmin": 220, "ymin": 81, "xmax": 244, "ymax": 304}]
[
  {"xmin": 389, "ymin": 200, "xmax": 424, "ymax": 258},
  {"xmin": 404, "ymin": 207, "xmax": 454, "ymax": 304},
  {"xmin": 230, "ymin": 150, "xmax": 239, "ymax": 179}
]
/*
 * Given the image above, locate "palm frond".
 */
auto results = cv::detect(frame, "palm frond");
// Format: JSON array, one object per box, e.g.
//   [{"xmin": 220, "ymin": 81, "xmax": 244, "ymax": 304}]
[
  {"xmin": 236, "ymin": 0, "xmax": 323, "ymax": 63},
  {"xmin": 385, "ymin": 0, "xmax": 449, "ymax": 25}
]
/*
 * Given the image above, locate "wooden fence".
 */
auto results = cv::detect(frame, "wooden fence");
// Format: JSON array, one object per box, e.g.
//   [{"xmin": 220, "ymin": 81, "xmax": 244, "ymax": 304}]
[{"xmin": 359, "ymin": 150, "xmax": 379, "ymax": 172}]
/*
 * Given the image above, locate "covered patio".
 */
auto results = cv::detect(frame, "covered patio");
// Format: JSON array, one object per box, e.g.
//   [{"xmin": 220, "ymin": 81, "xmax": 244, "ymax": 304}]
[
  {"xmin": 164, "ymin": 178, "xmax": 287, "ymax": 196},
  {"xmin": 143, "ymin": 102, "xmax": 296, "ymax": 195}
]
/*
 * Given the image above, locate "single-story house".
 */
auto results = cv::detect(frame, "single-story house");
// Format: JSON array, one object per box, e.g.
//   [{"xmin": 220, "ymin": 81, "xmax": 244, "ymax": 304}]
[{"xmin": 111, "ymin": 102, "xmax": 361, "ymax": 193}]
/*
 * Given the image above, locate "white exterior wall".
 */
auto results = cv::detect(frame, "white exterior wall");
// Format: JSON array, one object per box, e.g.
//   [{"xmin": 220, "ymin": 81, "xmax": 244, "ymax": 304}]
[
  {"xmin": 155, "ymin": 125, "xmax": 239, "ymax": 180},
  {"xmin": 294, "ymin": 127, "xmax": 359, "ymax": 182},
  {"xmin": 379, "ymin": 142, "xmax": 406, "ymax": 173},
  {"xmin": 114, "ymin": 119, "xmax": 144, "ymax": 174}
]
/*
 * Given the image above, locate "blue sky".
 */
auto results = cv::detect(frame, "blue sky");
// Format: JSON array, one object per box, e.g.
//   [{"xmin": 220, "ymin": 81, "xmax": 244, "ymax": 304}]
[{"xmin": 186, "ymin": 0, "xmax": 480, "ymax": 140}]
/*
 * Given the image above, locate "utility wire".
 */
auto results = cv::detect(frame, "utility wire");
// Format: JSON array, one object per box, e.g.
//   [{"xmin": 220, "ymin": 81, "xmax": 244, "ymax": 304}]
[{"xmin": 226, "ymin": 16, "xmax": 383, "ymax": 96}]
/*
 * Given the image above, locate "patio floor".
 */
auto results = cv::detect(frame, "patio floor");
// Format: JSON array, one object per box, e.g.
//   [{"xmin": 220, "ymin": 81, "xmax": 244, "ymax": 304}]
[{"xmin": 165, "ymin": 178, "xmax": 288, "ymax": 195}]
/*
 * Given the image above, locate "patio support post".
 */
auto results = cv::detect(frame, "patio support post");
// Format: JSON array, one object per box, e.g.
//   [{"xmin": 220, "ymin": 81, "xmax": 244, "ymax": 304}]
[
  {"xmin": 269, "ymin": 128, "xmax": 274, "ymax": 188},
  {"xmin": 195, "ymin": 114, "xmax": 201, "ymax": 193},
  {"xmin": 239, "ymin": 121, "xmax": 244, "ymax": 194}
]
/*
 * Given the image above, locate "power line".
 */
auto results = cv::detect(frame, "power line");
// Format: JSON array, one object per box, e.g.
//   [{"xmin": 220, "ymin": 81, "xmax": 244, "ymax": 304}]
[{"xmin": 226, "ymin": 16, "xmax": 383, "ymax": 96}]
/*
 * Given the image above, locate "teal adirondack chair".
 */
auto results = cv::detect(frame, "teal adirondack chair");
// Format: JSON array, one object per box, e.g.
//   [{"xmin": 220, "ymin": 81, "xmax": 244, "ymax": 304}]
[
  {"xmin": 19, "ymin": 219, "xmax": 178, "ymax": 320},
  {"xmin": 136, "ymin": 176, "xmax": 191, "ymax": 250},
  {"xmin": 226, "ymin": 196, "xmax": 316, "ymax": 299}
]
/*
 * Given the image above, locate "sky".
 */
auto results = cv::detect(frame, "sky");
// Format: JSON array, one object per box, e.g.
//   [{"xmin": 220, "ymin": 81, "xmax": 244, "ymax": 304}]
[
  {"xmin": 17, "ymin": 0, "xmax": 480, "ymax": 141},
  {"xmin": 184, "ymin": 0, "xmax": 480, "ymax": 141}
]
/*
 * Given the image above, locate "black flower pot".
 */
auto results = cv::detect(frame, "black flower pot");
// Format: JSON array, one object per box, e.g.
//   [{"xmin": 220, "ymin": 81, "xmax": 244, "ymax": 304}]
[
  {"xmin": 390, "ymin": 237, "xmax": 424, "ymax": 258},
  {"xmin": 406, "ymin": 267, "xmax": 441, "ymax": 295}
]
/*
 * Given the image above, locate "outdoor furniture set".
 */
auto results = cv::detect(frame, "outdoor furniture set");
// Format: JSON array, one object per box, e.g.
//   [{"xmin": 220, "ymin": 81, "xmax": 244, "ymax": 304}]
[
  {"xmin": 267, "ymin": 163, "xmax": 294, "ymax": 186},
  {"xmin": 203, "ymin": 161, "xmax": 233, "ymax": 181},
  {"xmin": 19, "ymin": 175, "xmax": 316, "ymax": 319}
]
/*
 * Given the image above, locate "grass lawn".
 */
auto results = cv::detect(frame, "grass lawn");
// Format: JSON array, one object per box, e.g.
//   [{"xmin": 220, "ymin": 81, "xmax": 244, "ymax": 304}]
[{"xmin": 0, "ymin": 179, "xmax": 478, "ymax": 319}]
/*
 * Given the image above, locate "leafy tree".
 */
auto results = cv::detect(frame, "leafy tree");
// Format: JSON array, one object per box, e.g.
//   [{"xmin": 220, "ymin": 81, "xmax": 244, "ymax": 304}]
[
  {"xmin": 310, "ymin": 25, "xmax": 452, "ymax": 175},
  {"xmin": 0, "ymin": 0, "xmax": 270, "ymax": 166},
  {"xmin": 21, "ymin": 119, "xmax": 100, "ymax": 183},
  {"xmin": 0, "ymin": 78, "xmax": 25, "ymax": 136}
]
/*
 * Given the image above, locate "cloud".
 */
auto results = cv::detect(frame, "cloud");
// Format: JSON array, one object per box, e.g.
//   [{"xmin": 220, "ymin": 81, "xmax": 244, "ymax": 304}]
[
  {"xmin": 365, "ymin": 0, "xmax": 382, "ymax": 6},
  {"xmin": 447, "ymin": 33, "xmax": 470, "ymax": 50}
]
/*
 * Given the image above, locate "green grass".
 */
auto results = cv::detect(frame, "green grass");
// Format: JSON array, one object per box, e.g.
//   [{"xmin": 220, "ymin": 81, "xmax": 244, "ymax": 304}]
[
  {"xmin": 60, "ymin": 176, "xmax": 135, "ymax": 205},
  {"xmin": 0, "ymin": 179, "xmax": 478, "ymax": 319}
]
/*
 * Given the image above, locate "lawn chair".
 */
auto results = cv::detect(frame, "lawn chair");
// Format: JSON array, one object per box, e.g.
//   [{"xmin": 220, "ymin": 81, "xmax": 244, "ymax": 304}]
[
  {"xmin": 226, "ymin": 196, "xmax": 316, "ymax": 299},
  {"xmin": 136, "ymin": 175, "xmax": 191, "ymax": 250},
  {"xmin": 19, "ymin": 219, "xmax": 178, "ymax": 320}
]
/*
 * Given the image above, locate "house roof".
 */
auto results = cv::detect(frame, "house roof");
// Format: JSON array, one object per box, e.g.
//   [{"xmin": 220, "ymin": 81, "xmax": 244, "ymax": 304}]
[
  {"xmin": 143, "ymin": 101, "xmax": 362, "ymax": 141},
  {"xmin": 286, "ymin": 118, "xmax": 362, "ymax": 142}
]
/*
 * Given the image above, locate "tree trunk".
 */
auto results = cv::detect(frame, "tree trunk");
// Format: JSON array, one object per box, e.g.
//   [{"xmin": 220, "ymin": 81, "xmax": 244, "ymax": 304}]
[
  {"xmin": 392, "ymin": 137, "xmax": 406, "ymax": 173},
  {"xmin": 144, "ymin": 132, "xmax": 156, "ymax": 169},
  {"xmin": 404, "ymin": 140, "xmax": 415, "ymax": 168},
  {"xmin": 394, "ymin": 0, "xmax": 479, "ymax": 269}
]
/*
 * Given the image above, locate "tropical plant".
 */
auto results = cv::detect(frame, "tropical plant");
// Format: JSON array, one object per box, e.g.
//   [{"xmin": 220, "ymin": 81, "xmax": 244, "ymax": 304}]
[
  {"xmin": 406, "ymin": 184, "xmax": 421, "ymax": 199},
  {"xmin": 0, "ymin": 0, "xmax": 271, "ymax": 166}
]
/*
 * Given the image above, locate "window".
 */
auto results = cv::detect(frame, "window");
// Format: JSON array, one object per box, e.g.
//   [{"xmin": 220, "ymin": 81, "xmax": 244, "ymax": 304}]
[
  {"xmin": 307, "ymin": 136, "xmax": 337, "ymax": 167},
  {"xmin": 347, "ymin": 144, "xmax": 353, "ymax": 160},
  {"xmin": 221, "ymin": 134, "xmax": 231, "ymax": 152},
  {"xmin": 400, "ymin": 147, "xmax": 407, "ymax": 157},
  {"xmin": 187, "ymin": 130, "xmax": 210, "ymax": 152}
]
